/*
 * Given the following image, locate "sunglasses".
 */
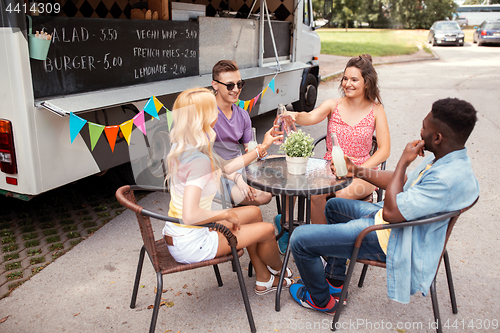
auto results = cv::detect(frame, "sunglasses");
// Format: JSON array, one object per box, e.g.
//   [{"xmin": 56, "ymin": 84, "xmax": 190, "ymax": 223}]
[{"xmin": 214, "ymin": 79, "xmax": 245, "ymax": 91}]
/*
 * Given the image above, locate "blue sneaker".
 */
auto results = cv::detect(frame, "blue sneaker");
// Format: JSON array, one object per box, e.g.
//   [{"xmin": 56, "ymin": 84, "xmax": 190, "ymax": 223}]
[
  {"xmin": 289, "ymin": 283, "xmax": 338, "ymax": 315},
  {"xmin": 296, "ymin": 278, "xmax": 347, "ymax": 303},
  {"xmin": 274, "ymin": 214, "xmax": 289, "ymax": 254}
]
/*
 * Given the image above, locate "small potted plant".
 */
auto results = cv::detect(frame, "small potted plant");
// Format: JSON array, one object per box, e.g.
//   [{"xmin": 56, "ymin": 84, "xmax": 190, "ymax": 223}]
[{"xmin": 280, "ymin": 129, "xmax": 314, "ymax": 175}]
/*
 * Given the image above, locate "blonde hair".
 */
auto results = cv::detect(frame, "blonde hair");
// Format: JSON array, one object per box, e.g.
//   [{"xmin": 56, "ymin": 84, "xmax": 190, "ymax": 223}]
[{"xmin": 166, "ymin": 87, "xmax": 221, "ymax": 187}]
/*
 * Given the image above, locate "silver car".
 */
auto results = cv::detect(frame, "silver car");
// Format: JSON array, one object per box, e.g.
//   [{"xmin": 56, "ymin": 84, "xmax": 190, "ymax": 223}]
[{"xmin": 428, "ymin": 21, "xmax": 465, "ymax": 46}]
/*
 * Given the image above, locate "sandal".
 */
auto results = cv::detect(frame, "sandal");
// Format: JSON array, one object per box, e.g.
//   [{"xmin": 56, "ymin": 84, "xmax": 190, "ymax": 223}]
[
  {"xmin": 255, "ymin": 274, "xmax": 293, "ymax": 295},
  {"xmin": 267, "ymin": 265, "xmax": 293, "ymax": 278}
]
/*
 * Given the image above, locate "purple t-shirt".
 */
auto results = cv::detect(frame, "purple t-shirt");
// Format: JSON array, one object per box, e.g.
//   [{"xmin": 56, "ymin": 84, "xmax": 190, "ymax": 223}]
[{"xmin": 213, "ymin": 104, "xmax": 252, "ymax": 160}]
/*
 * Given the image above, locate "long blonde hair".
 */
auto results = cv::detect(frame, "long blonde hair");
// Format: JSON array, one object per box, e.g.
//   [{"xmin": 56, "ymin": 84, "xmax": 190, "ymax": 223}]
[{"xmin": 166, "ymin": 87, "xmax": 221, "ymax": 186}]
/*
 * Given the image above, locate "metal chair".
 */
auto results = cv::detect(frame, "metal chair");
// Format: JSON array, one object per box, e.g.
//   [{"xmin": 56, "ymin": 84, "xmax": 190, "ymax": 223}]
[
  {"xmin": 331, "ymin": 198, "xmax": 479, "ymax": 333},
  {"xmin": 116, "ymin": 185, "xmax": 256, "ymax": 333},
  {"xmin": 312, "ymin": 134, "xmax": 386, "ymax": 202}
]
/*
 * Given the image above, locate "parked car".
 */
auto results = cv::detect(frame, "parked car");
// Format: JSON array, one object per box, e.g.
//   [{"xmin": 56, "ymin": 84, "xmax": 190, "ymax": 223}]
[
  {"xmin": 454, "ymin": 16, "xmax": 469, "ymax": 28},
  {"xmin": 473, "ymin": 20, "xmax": 500, "ymax": 46},
  {"xmin": 428, "ymin": 21, "xmax": 465, "ymax": 46}
]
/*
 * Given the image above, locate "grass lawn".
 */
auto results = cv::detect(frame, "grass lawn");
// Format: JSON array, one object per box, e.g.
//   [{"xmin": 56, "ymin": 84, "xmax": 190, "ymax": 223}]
[{"xmin": 318, "ymin": 29, "xmax": 429, "ymax": 57}]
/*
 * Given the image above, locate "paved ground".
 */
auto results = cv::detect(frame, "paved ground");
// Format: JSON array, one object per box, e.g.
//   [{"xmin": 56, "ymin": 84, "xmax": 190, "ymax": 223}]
[{"xmin": 1, "ymin": 45, "xmax": 499, "ymax": 332}]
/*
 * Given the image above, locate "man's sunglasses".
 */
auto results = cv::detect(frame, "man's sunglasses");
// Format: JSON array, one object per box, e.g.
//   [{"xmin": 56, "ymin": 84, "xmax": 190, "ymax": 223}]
[{"xmin": 214, "ymin": 79, "xmax": 245, "ymax": 91}]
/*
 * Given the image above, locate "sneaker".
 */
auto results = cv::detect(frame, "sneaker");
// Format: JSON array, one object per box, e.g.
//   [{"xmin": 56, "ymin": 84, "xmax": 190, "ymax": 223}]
[
  {"xmin": 296, "ymin": 278, "xmax": 347, "ymax": 304},
  {"xmin": 289, "ymin": 283, "xmax": 338, "ymax": 315},
  {"xmin": 274, "ymin": 214, "xmax": 289, "ymax": 254}
]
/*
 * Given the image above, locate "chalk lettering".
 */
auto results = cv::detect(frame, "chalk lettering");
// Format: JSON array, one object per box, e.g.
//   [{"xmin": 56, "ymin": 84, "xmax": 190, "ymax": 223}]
[
  {"xmin": 134, "ymin": 64, "xmax": 170, "ymax": 78},
  {"xmin": 51, "ymin": 27, "xmax": 89, "ymax": 43},
  {"xmin": 162, "ymin": 48, "xmax": 180, "ymax": 58},
  {"xmin": 133, "ymin": 47, "xmax": 160, "ymax": 58},
  {"xmin": 161, "ymin": 30, "xmax": 177, "ymax": 39},
  {"xmin": 43, "ymin": 55, "xmax": 95, "ymax": 72},
  {"xmin": 136, "ymin": 29, "xmax": 160, "ymax": 40}
]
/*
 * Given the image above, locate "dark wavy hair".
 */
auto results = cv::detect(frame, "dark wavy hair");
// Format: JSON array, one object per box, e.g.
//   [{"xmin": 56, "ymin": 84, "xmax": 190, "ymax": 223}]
[
  {"xmin": 339, "ymin": 54, "xmax": 382, "ymax": 104},
  {"xmin": 431, "ymin": 98, "xmax": 477, "ymax": 145},
  {"xmin": 212, "ymin": 60, "xmax": 239, "ymax": 81}
]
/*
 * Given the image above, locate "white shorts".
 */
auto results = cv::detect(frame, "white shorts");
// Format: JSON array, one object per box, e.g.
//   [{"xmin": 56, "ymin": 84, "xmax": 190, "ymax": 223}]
[{"xmin": 167, "ymin": 228, "xmax": 219, "ymax": 264}]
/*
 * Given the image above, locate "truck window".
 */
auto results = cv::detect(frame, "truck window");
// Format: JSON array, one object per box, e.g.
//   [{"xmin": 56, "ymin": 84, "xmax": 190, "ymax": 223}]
[{"xmin": 303, "ymin": 0, "xmax": 311, "ymax": 26}]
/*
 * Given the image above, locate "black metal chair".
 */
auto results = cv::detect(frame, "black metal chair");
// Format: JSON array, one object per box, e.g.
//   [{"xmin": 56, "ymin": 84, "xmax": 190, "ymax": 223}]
[
  {"xmin": 116, "ymin": 185, "xmax": 256, "ymax": 333},
  {"xmin": 331, "ymin": 198, "xmax": 479, "ymax": 333}
]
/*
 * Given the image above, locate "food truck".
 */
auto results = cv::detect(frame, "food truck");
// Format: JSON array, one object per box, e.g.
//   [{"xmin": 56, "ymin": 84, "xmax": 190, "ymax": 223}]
[{"xmin": 0, "ymin": 0, "xmax": 323, "ymax": 199}]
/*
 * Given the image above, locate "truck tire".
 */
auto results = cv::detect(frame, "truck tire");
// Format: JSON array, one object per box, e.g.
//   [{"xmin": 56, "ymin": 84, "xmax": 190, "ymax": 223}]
[{"xmin": 293, "ymin": 73, "xmax": 318, "ymax": 112}]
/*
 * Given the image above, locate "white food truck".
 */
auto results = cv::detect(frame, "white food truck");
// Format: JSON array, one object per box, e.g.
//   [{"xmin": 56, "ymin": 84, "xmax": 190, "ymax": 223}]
[{"xmin": 0, "ymin": 0, "xmax": 323, "ymax": 199}]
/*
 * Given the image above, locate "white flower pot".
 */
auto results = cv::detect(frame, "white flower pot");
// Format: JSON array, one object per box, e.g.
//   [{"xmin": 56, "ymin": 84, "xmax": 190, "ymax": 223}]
[{"xmin": 286, "ymin": 156, "xmax": 309, "ymax": 175}]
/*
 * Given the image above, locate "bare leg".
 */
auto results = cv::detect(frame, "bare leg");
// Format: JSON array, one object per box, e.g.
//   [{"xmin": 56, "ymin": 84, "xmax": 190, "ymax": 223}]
[
  {"xmin": 234, "ymin": 188, "xmax": 273, "ymax": 206},
  {"xmin": 336, "ymin": 178, "xmax": 375, "ymax": 200},
  {"xmin": 311, "ymin": 193, "xmax": 329, "ymax": 224},
  {"xmin": 215, "ymin": 206, "xmax": 288, "ymax": 289}
]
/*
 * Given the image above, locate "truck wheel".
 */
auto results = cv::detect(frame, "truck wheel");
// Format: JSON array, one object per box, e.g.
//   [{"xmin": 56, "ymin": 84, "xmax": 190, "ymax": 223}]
[
  {"xmin": 105, "ymin": 163, "xmax": 136, "ymax": 187},
  {"xmin": 293, "ymin": 73, "xmax": 318, "ymax": 112},
  {"xmin": 131, "ymin": 129, "xmax": 170, "ymax": 188}
]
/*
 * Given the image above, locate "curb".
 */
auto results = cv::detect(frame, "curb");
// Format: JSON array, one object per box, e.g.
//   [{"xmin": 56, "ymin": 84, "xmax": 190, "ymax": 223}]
[{"xmin": 321, "ymin": 50, "xmax": 440, "ymax": 82}]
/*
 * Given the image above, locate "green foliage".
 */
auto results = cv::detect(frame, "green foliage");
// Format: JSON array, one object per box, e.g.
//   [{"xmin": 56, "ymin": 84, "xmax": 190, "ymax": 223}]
[{"xmin": 280, "ymin": 130, "xmax": 315, "ymax": 158}]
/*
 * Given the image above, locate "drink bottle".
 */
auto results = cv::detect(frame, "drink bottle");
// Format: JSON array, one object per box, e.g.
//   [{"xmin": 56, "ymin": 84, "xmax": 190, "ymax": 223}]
[
  {"xmin": 247, "ymin": 127, "xmax": 258, "ymax": 161},
  {"xmin": 330, "ymin": 132, "xmax": 347, "ymax": 177}
]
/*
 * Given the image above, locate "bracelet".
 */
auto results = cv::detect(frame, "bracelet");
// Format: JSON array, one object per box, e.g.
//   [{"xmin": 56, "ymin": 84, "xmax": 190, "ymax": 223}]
[
  {"xmin": 255, "ymin": 146, "xmax": 261, "ymax": 159},
  {"xmin": 256, "ymin": 144, "xmax": 267, "ymax": 159},
  {"xmin": 234, "ymin": 173, "xmax": 241, "ymax": 183}
]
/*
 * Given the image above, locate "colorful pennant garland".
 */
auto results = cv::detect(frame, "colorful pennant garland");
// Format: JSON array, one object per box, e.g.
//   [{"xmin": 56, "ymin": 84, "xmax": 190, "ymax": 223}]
[
  {"xmin": 69, "ymin": 96, "xmax": 172, "ymax": 152},
  {"xmin": 237, "ymin": 76, "xmax": 277, "ymax": 114}
]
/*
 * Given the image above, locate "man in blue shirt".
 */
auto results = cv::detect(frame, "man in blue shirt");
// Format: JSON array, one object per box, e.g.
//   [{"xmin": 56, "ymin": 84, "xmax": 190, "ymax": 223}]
[{"xmin": 289, "ymin": 98, "xmax": 479, "ymax": 313}]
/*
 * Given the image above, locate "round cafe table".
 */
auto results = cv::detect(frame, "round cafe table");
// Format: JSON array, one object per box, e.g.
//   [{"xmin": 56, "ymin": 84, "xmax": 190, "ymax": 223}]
[{"xmin": 245, "ymin": 156, "xmax": 352, "ymax": 311}]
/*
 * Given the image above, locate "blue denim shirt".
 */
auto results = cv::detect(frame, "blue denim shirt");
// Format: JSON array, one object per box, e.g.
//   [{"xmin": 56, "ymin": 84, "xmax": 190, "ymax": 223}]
[{"xmin": 385, "ymin": 148, "xmax": 479, "ymax": 303}]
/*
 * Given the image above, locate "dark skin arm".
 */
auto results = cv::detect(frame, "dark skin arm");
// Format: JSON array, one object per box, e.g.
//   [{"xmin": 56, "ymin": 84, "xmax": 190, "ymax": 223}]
[{"xmin": 332, "ymin": 139, "xmax": 425, "ymax": 223}]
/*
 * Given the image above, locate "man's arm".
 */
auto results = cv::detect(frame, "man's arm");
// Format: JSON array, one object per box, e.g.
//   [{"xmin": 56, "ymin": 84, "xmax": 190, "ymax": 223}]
[{"xmin": 382, "ymin": 140, "xmax": 425, "ymax": 223}]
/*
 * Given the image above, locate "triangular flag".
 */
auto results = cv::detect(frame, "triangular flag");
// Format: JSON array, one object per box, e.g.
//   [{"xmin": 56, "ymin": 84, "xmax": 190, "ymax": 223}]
[
  {"xmin": 262, "ymin": 86, "xmax": 268, "ymax": 97},
  {"xmin": 248, "ymin": 97, "xmax": 255, "ymax": 114},
  {"xmin": 239, "ymin": 100, "xmax": 245, "ymax": 109},
  {"xmin": 69, "ymin": 112, "xmax": 87, "ymax": 143},
  {"xmin": 119, "ymin": 119, "xmax": 134, "ymax": 145},
  {"xmin": 254, "ymin": 93, "xmax": 261, "ymax": 106},
  {"xmin": 244, "ymin": 100, "xmax": 250, "ymax": 111},
  {"xmin": 133, "ymin": 111, "xmax": 147, "ymax": 135},
  {"xmin": 153, "ymin": 96, "xmax": 164, "ymax": 112},
  {"xmin": 166, "ymin": 109, "xmax": 173, "ymax": 131},
  {"xmin": 88, "ymin": 122, "xmax": 105, "ymax": 151},
  {"xmin": 268, "ymin": 78, "xmax": 275, "ymax": 93},
  {"xmin": 104, "ymin": 125, "xmax": 119, "ymax": 152},
  {"xmin": 143, "ymin": 97, "xmax": 159, "ymax": 119}
]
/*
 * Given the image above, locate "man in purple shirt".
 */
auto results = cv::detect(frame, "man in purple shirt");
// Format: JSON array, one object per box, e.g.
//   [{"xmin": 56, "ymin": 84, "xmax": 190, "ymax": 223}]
[{"xmin": 211, "ymin": 60, "xmax": 272, "ymax": 206}]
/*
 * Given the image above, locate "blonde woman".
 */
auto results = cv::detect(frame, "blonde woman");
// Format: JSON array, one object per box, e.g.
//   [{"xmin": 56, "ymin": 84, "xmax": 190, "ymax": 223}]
[{"xmin": 164, "ymin": 87, "xmax": 292, "ymax": 295}]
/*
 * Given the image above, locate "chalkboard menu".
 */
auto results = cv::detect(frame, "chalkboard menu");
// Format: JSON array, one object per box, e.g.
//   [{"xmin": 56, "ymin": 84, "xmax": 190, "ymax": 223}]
[{"xmin": 29, "ymin": 17, "xmax": 199, "ymax": 99}]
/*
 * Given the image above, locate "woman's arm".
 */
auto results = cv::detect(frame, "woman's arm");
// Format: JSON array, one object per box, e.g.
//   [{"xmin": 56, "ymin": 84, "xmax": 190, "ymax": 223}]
[
  {"xmin": 222, "ymin": 128, "xmax": 278, "ymax": 175},
  {"xmin": 360, "ymin": 104, "xmax": 391, "ymax": 169},
  {"xmin": 181, "ymin": 184, "xmax": 240, "ymax": 229},
  {"xmin": 288, "ymin": 99, "xmax": 335, "ymax": 126}
]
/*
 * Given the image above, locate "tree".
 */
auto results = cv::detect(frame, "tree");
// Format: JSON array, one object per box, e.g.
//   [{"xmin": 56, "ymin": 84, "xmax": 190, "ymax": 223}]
[
  {"xmin": 330, "ymin": 0, "xmax": 363, "ymax": 31},
  {"xmin": 388, "ymin": 0, "xmax": 457, "ymax": 29}
]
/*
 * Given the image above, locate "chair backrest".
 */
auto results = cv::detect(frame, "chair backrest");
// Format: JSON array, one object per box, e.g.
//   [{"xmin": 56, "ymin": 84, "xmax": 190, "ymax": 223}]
[
  {"xmin": 116, "ymin": 185, "xmax": 162, "ymax": 272},
  {"xmin": 439, "ymin": 197, "xmax": 479, "ymax": 267}
]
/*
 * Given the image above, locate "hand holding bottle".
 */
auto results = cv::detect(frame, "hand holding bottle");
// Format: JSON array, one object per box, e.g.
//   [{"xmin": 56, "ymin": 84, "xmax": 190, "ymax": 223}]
[{"xmin": 330, "ymin": 133, "xmax": 348, "ymax": 178}]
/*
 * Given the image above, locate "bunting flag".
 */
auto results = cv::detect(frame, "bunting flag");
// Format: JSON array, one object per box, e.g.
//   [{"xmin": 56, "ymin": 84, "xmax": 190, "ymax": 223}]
[
  {"xmin": 133, "ymin": 111, "xmax": 147, "ymax": 135},
  {"xmin": 88, "ymin": 123, "xmax": 105, "ymax": 150},
  {"xmin": 119, "ymin": 119, "xmax": 134, "ymax": 145},
  {"xmin": 166, "ymin": 108, "xmax": 173, "ymax": 131},
  {"xmin": 236, "ymin": 75, "xmax": 276, "ymax": 113},
  {"xmin": 143, "ymin": 96, "xmax": 160, "ymax": 119},
  {"xmin": 262, "ymin": 86, "xmax": 268, "ymax": 97},
  {"xmin": 248, "ymin": 97, "xmax": 255, "ymax": 114},
  {"xmin": 68, "ymin": 95, "xmax": 170, "ymax": 152},
  {"xmin": 69, "ymin": 112, "xmax": 87, "ymax": 143},
  {"xmin": 104, "ymin": 125, "xmax": 120, "ymax": 152},
  {"xmin": 268, "ymin": 78, "xmax": 275, "ymax": 93}
]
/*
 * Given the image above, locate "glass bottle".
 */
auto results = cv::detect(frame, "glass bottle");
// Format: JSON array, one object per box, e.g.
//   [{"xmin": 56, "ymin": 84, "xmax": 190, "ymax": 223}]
[
  {"xmin": 273, "ymin": 104, "xmax": 286, "ymax": 145},
  {"xmin": 330, "ymin": 132, "xmax": 347, "ymax": 177}
]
